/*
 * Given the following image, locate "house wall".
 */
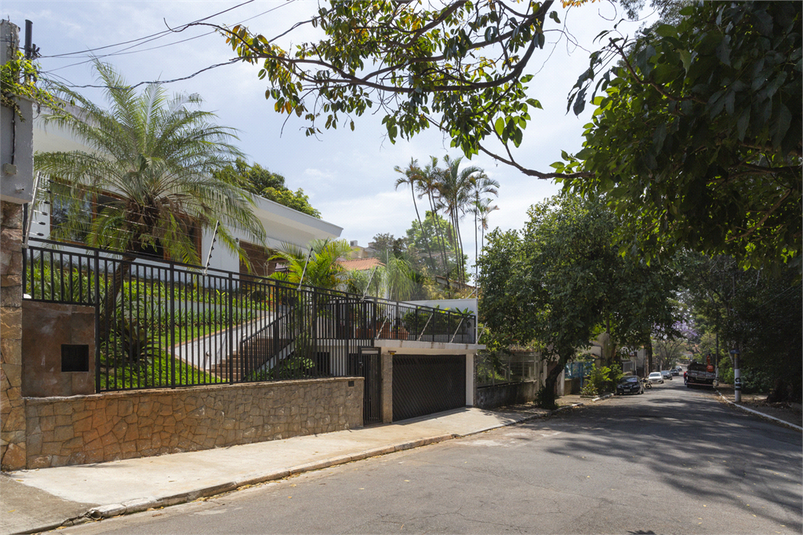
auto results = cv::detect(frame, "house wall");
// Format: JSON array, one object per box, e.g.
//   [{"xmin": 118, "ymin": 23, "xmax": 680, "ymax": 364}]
[{"xmin": 22, "ymin": 377, "xmax": 363, "ymax": 469}]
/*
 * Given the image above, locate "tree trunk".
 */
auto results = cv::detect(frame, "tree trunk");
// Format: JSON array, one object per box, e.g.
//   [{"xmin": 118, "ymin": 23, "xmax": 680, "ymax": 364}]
[
  {"xmin": 411, "ymin": 184, "xmax": 437, "ymax": 274},
  {"xmin": 540, "ymin": 359, "xmax": 565, "ymax": 409},
  {"xmin": 98, "ymin": 255, "xmax": 134, "ymax": 342},
  {"xmin": 645, "ymin": 338, "xmax": 653, "ymax": 375}
]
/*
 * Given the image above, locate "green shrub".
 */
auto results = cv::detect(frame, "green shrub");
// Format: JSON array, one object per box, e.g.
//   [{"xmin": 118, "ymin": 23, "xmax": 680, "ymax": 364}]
[{"xmin": 580, "ymin": 381, "xmax": 599, "ymax": 398}]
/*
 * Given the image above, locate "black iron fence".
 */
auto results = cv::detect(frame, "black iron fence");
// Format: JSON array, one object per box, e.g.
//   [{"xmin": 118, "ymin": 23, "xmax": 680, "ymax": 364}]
[{"xmin": 22, "ymin": 238, "xmax": 476, "ymax": 392}]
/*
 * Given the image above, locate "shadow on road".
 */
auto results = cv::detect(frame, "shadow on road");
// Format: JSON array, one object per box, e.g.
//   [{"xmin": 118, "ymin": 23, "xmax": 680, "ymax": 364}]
[{"xmin": 524, "ymin": 387, "xmax": 802, "ymax": 531}]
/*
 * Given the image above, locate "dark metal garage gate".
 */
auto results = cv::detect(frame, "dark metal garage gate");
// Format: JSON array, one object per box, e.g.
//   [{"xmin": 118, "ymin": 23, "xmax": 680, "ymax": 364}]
[{"xmin": 392, "ymin": 355, "xmax": 466, "ymax": 422}]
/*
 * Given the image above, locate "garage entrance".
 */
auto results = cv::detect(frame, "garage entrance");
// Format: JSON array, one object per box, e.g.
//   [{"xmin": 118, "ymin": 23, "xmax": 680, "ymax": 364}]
[{"xmin": 392, "ymin": 355, "xmax": 466, "ymax": 422}]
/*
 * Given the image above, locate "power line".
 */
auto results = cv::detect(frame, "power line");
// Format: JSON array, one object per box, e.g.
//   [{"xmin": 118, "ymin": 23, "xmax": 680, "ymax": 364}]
[
  {"xmin": 36, "ymin": 1, "xmax": 294, "ymax": 88},
  {"xmin": 39, "ymin": 0, "xmax": 257, "ymax": 59}
]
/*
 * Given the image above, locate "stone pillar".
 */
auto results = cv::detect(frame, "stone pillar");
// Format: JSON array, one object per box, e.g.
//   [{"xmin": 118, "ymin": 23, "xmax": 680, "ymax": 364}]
[
  {"xmin": 1, "ymin": 201, "xmax": 26, "ymax": 470},
  {"xmin": 380, "ymin": 350, "xmax": 393, "ymax": 423}
]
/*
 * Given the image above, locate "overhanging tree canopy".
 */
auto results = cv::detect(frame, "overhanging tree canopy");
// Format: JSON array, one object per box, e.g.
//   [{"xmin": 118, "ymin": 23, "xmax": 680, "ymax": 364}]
[
  {"xmin": 202, "ymin": 0, "xmax": 578, "ymax": 179},
  {"xmin": 557, "ymin": 1, "xmax": 802, "ymax": 267}
]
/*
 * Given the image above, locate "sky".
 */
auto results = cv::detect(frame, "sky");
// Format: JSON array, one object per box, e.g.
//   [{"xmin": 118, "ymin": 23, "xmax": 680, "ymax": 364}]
[{"xmin": 5, "ymin": 0, "xmax": 655, "ymax": 273}]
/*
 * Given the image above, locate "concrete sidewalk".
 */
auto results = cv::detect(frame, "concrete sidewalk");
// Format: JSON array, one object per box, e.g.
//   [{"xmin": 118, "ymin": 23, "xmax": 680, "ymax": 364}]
[{"xmin": 0, "ymin": 407, "xmax": 549, "ymax": 535}]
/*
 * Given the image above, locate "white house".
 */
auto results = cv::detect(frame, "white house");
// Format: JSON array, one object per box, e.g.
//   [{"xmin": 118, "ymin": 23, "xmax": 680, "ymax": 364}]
[{"xmin": 29, "ymin": 109, "xmax": 343, "ymax": 274}]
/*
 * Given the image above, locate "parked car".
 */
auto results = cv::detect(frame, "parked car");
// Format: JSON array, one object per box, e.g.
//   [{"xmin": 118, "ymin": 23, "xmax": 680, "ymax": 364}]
[
  {"xmin": 616, "ymin": 376, "xmax": 644, "ymax": 395},
  {"xmin": 648, "ymin": 372, "xmax": 664, "ymax": 384},
  {"xmin": 670, "ymin": 369, "xmax": 680, "ymax": 376},
  {"xmin": 661, "ymin": 370, "xmax": 673, "ymax": 380}
]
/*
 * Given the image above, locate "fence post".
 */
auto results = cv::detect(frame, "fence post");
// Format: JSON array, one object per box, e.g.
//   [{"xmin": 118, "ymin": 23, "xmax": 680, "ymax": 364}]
[
  {"xmin": 94, "ymin": 249, "xmax": 101, "ymax": 393},
  {"xmin": 168, "ymin": 263, "xmax": 176, "ymax": 388},
  {"xmin": 228, "ymin": 272, "xmax": 234, "ymax": 383},
  {"xmin": 372, "ymin": 296, "xmax": 377, "ymax": 338}
]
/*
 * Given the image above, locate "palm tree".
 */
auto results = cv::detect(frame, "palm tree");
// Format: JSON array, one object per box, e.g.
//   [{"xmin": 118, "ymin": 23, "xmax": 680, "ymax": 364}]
[
  {"xmin": 468, "ymin": 174, "xmax": 500, "ymax": 282},
  {"xmin": 346, "ymin": 255, "xmax": 418, "ymax": 302},
  {"xmin": 269, "ymin": 239, "xmax": 352, "ymax": 290},
  {"xmin": 471, "ymin": 196, "xmax": 499, "ymax": 281},
  {"xmin": 394, "ymin": 158, "xmax": 436, "ymax": 274},
  {"xmin": 35, "ymin": 60, "xmax": 265, "ymax": 337},
  {"xmin": 474, "ymin": 197, "xmax": 499, "ymax": 279},
  {"xmin": 438, "ymin": 155, "xmax": 486, "ymax": 284},
  {"xmin": 417, "ymin": 157, "xmax": 451, "ymax": 280}
]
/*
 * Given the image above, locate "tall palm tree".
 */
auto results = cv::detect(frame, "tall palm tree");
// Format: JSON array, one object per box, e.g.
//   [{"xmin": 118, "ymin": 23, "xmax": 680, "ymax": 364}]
[
  {"xmin": 394, "ymin": 158, "xmax": 436, "ymax": 273},
  {"xmin": 417, "ymin": 157, "xmax": 451, "ymax": 279},
  {"xmin": 35, "ymin": 61, "xmax": 265, "ymax": 336},
  {"xmin": 468, "ymin": 174, "xmax": 500, "ymax": 282},
  {"xmin": 438, "ymin": 155, "xmax": 486, "ymax": 284},
  {"xmin": 472, "ymin": 196, "xmax": 499, "ymax": 281}
]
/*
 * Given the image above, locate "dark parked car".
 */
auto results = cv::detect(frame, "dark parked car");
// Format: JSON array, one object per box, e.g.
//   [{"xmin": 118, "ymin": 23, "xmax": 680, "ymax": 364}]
[{"xmin": 616, "ymin": 376, "xmax": 644, "ymax": 395}]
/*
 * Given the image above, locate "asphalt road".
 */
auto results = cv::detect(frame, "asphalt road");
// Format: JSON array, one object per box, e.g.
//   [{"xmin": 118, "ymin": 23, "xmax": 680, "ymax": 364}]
[{"xmin": 54, "ymin": 380, "xmax": 802, "ymax": 535}]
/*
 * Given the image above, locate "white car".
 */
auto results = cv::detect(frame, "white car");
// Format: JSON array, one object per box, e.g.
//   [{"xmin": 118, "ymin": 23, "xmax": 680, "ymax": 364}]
[{"xmin": 647, "ymin": 372, "xmax": 664, "ymax": 384}]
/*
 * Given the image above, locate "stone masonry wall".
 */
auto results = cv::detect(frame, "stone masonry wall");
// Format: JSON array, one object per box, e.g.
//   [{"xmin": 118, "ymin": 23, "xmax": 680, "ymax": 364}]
[
  {"xmin": 23, "ymin": 377, "xmax": 363, "ymax": 469},
  {"xmin": 1, "ymin": 201, "xmax": 26, "ymax": 470}
]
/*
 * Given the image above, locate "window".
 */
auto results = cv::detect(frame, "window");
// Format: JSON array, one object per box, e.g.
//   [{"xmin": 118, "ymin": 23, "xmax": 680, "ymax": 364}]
[{"xmin": 239, "ymin": 241, "xmax": 277, "ymax": 277}]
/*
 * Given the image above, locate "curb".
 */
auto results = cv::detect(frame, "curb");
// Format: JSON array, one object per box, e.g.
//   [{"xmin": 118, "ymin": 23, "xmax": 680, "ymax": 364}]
[
  {"xmin": 27, "ymin": 424, "xmax": 522, "ymax": 532},
  {"xmin": 17, "ymin": 403, "xmax": 607, "ymax": 533},
  {"xmin": 715, "ymin": 389, "xmax": 803, "ymax": 432},
  {"xmin": 78, "ymin": 434, "xmax": 460, "ymax": 522}
]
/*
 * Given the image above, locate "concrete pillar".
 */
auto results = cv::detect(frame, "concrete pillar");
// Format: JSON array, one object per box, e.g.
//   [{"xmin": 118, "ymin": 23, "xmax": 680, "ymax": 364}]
[
  {"xmin": 465, "ymin": 353, "xmax": 475, "ymax": 406},
  {"xmin": 1, "ymin": 20, "xmax": 34, "ymax": 471},
  {"xmin": 380, "ymin": 350, "xmax": 393, "ymax": 423},
  {"xmin": 1, "ymin": 201, "xmax": 26, "ymax": 470}
]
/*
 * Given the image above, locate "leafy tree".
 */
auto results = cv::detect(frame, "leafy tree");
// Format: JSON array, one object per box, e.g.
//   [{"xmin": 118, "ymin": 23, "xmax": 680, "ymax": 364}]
[
  {"xmin": 478, "ymin": 195, "xmax": 678, "ymax": 407},
  {"xmin": 368, "ymin": 233, "xmax": 406, "ymax": 262},
  {"xmin": 215, "ymin": 0, "xmax": 564, "ymax": 178},
  {"xmin": 210, "ymin": 1, "xmax": 799, "ymax": 267},
  {"xmin": 34, "ymin": 61, "xmax": 265, "ymax": 337},
  {"xmin": 1, "ymin": 51, "xmax": 61, "ymax": 118},
  {"xmin": 406, "ymin": 211, "xmax": 467, "ymax": 285},
  {"xmin": 558, "ymin": 1, "xmax": 802, "ymax": 267},
  {"xmin": 683, "ymin": 253, "xmax": 802, "ymax": 401},
  {"xmin": 215, "ymin": 158, "xmax": 321, "ymax": 218}
]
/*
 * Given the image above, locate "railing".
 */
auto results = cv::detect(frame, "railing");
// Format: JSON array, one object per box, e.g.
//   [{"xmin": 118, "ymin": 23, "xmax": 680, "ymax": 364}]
[{"xmin": 22, "ymin": 238, "xmax": 476, "ymax": 392}]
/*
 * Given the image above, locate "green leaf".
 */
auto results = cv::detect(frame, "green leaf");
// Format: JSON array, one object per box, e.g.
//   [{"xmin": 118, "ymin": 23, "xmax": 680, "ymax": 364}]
[
  {"xmin": 494, "ymin": 117, "xmax": 505, "ymax": 136},
  {"xmin": 655, "ymin": 24, "xmax": 677, "ymax": 38},
  {"xmin": 679, "ymin": 50, "xmax": 692, "ymax": 71}
]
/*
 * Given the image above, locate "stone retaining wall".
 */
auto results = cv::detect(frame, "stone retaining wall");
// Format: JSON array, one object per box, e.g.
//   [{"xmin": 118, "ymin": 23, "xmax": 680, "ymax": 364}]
[
  {"xmin": 1, "ymin": 201, "xmax": 26, "ymax": 470},
  {"xmin": 23, "ymin": 377, "xmax": 363, "ymax": 469}
]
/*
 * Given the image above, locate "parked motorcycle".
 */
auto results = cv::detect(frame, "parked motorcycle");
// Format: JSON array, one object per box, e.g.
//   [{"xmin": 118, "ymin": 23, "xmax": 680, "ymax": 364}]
[{"xmin": 641, "ymin": 378, "xmax": 652, "ymax": 390}]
